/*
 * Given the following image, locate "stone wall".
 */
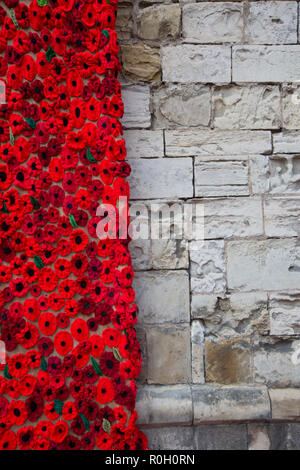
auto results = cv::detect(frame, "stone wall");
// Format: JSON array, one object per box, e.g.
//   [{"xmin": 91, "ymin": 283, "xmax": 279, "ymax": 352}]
[{"xmin": 117, "ymin": 0, "xmax": 300, "ymax": 450}]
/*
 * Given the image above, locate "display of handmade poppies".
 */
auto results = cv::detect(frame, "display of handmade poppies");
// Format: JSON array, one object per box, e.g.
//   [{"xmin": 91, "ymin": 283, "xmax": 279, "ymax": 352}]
[{"xmin": 0, "ymin": 0, "xmax": 148, "ymax": 450}]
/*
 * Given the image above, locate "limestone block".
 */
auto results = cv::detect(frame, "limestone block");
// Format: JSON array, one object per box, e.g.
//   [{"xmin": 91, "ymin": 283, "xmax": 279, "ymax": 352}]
[
  {"xmin": 194, "ymin": 424, "xmax": 248, "ymax": 450},
  {"xmin": 122, "ymin": 85, "xmax": 151, "ymax": 128},
  {"xmin": 124, "ymin": 130, "xmax": 164, "ymax": 158},
  {"xmin": 137, "ymin": 5, "xmax": 181, "ymax": 40},
  {"xmin": 190, "ymin": 240, "xmax": 226, "ymax": 294},
  {"xmin": 213, "ymin": 85, "xmax": 281, "ymax": 130},
  {"xmin": 133, "ymin": 270, "xmax": 190, "ymax": 324},
  {"xmin": 269, "ymin": 293, "xmax": 300, "ymax": 336},
  {"xmin": 121, "ymin": 43, "xmax": 161, "ymax": 82},
  {"xmin": 264, "ymin": 197, "xmax": 300, "ymax": 237},
  {"xmin": 191, "ymin": 321, "xmax": 205, "ymax": 384},
  {"xmin": 152, "ymin": 239, "xmax": 189, "ymax": 270},
  {"xmin": 162, "ymin": 45, "xmax": 231, "ymax": 83}
]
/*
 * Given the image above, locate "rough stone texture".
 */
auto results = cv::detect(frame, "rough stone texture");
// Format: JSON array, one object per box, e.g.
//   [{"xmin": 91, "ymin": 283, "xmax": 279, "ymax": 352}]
[
  {"xmin": 195, "ymin": 197, "xmax": 264, "ymax": 239},
  {"xmin": 205, "ymin": 338, "xmax": 252, "ymax": 384},
  {"xmin": 190, "ymin": 240, "xmax": 226, "ymax": 294},
  {"xmin": 146, "ymin": 324, "xmax": 191, "ymax": 384},
  {"xmin": 245, "ymin": 2, "xmax": 298, "ymax": 44},
  {"xmin": 270, "ymin": 389, "xmax": 300, "ymax": 420},
  {"xmin": 128, "ymin": 157, "xmax": 193, "ymax": 199},
  {"xmin": 233, "ymin": 46, "xmax": 300, "ymax": 83},
  {"xmin": 121, "ymin": 43, "xmax": 161, "ymax": 82},
  {"xmin": 137, "ymin": 5, "xmax": 181, "ymax": 41},
  {"xmin": 273, "ymin": 131, "xmax": 300, "ymax": 153},
  {"xmin": 282, "ymin": 85, "xmax": 300, "ymax": 130},
  {"xmin": 192, "ymin": 385, "xmax": 271, "ymax": 423},
  {"xmin": 264, "ymin": 197, "xmax": 300, "ymax": 237},
  {"xmin": 152, "ymin": 84, "xmax": 211, "ymax": 129},
  {"xmin": 227, "ymin": 239, "xmax": 300, "ymax": 291},
  {"xmin": 124, "ymin": 130, "xmax": 164, "ymax": 158},
  {"xmin": 136, "ymin": 385, "xmax": 193, "ymax": 426},
  {"xmin": 212, "ymin": 85, "xmax": 281, "ymax": 130},
  {"xmin": 145, "ymin": 426, "xmax": 194, "ymax": 450},
  {"xmin": 191, "ymin": 321, "xmax": 205, "ymax": 384},
  {"xmin": 116, "ymin": 1, "xmax": 133, "ymax": 39},
  {"xmin": 250, "ymin": 155, "xmax": 300, "ymax": 195},
  {"xmin": 165, "ymin": 130, "xmax": 272, "ymax": 156},
  {"xmin": 182, "ymin": 2, "xmax": 243, "ymax": 44},
  {"xmin": 133, "ymin": 270, "xmax": 190, "ymax": 324},
  {"xmin": 130, "ymin": 238, "xmax": 151, "ymax": 271},
  {"xmin": 195, "ymin": 156, "xmax": 249, "ymax": 197},
  {"xmin": 194, "ymin": 424, "xmax": 248, "ymax": 450},
  {"xmin": 254, "ymin": 339, "xmax": 300, "ymax": 387},
  {"xmin": 151, "ymin": 239, "xmax": 189, "ymax": 270},
  {"xmin": 247, "ymin": 424, "xmax": 271, "ymax": 450},
  {"xmin": 269, "ymin": 293, "xmax": 300, "ymax": 336},
  {"xmin": 191, "ymin": 292, "xmax": 269, "ymax": 337},
  {"xmin": 162, "ymin": 45, "xmax": 231, "ymax": 83},
  {"xmin": 121, "ymin": 85, "xmax": 151, "ymax": 128}
]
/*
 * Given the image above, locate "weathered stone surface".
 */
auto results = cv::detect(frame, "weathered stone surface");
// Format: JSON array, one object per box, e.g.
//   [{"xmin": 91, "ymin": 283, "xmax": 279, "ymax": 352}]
[
  {"xmin": 135, "ymin": 326, "xmax": 147, "ymax": 384},
  {"xmin": 227, "ymin": 239, "xmax": 300, "ymax": 291},
  {"xmin": 121, "ymin": 43, "xmax": 161, "ymax": 82},
  {"xmin": 130, "ymin": 238, "xmax": 151, "ymax": 271},
  {"xmin": 152, "ymin": 239, "xmax": 189, "ymax": 270},
  {"xmin": 162, "ymin": 45, "xmax": 231, "ymax": 83},
  {"xmin": 282, "ymin": 85, "xmax": 300, "ymax": 129},
  {"xmin": 194, "ymin": 424, "xmax": 247, "ymax": 450},
  {"xmin": 213, "ymin": 85, "xmax": 281, "ymax": 130},
  {"xmin": 115, "ymin": 1, "xmax": 133, "ymax": 39},
  {"xmin": 197, "ymin": 197, "xmax": 264, "ymax": 239},
  {"xmin": 250, "ymin": 155, "xmax": 300, "ymax": 195},
  {"xmin": 264, "ymin": 197, "xmax": 300, "ymax": 237},
  {"xmin": 190, "ymin": 240, "xmax": 226, "ymax": 294},
  {"xmin": 205, "ymin": 338, "xmax": 252, "ymax": 384},
  {"xmin": 146, "ymin": 324, "xmax": 191, "ymax": 384},
  {"xmin": 192, "ymin": 385, "xmax": 271, "ymax": 423},
  {"xmin": 182, "ymin": 2, "xmax": 243, "ymax": 44},
  {"xmin": 192, "ymin": 292, "xmax": 269, "ymax": 337},
  {"xmin": 128, "ymin": 158, "xmax": 193, "ymax": 199},
  {"xmin": 270, "ymin": 389, "xmax": 300, "ymax": 420},
  {"xmin": 269, "ymin": 293, "xmax": 300, "ymax": 336},
  {"xmin": 245, "ymin": 2, "xmax": 298, "ymax": 44},
  {"xmin": 247, "ymin": 424, "xmax": 271, "ymax": 450},
  {"xmin": 152, "ymin": 84, "xmax": 211, "ymax": 129},
  {"xmin": 124, "ymin": 130, "xmax": 164, "ymax": 158},
  {"xmin": 191, "ymin": 321, "xmax": 205, "ymax": 384},
  {"xmin": 122, "ymin": 85, "xmax": 151, "ymax": 128},
  {"xmin": 137, "ymin": 5, "xmax": 181, "ymax": 40},
  {"xmin": 136, "ymin": 385, "xmax": 193, "ymax": 425},
  {"xmin": 165, "ymin": 130, "xmax": 272, "ymax": 156},
  {"xmin": 273, "ymin": 131, "xmax": 300, "ymax": 153},
  {"xmin": 233, "ymin": 46, "xmax": 300, "ymax": 83},
  {"xmin": 254, "ymin": 338, "xmax": 300, "ymax": 387},
  {"xmin": 133, "ymin": 270, "xmax": 190, "ymax": 324},
  {"xmin": 195, "ymin": 156, "xmax": 249, "ymax": 197},
  {"xmin": 145, "ymin": 426, "xmax": 194, "ymax": 451}
]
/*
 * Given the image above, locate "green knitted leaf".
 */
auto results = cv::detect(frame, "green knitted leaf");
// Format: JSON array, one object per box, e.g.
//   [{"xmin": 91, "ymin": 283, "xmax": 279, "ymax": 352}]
[
  {"xmin": 102, "ymin": 418, "xmax": 111, "ymax": 434},
  {"xmin": 30, "ymin": 196, "xmax": 40, "ymax": 210},
  {"xmin": 9, "ymin": 9, "xmax": 19, "ymax": 29},
  {"xmin": 25, "ymin": 118, "xmax": 36, "ymax": 129},
  {"xmin": 91, "ymin": 357, "xmax": 103, "ymax": 376},
  {"xmin": 2, "ymin": 200, "xmax": 8, "ymax": 214},
  {"xmin": 37, "ymin": 0, "xmax": 48, "ymax": 6},
  {"xmin": 69, "ymin": 213, "xmax": 78, "ymax": 229},
  {"xmin": 9, "ymin": 127, "xmax": 14, "ymax": 146},
  {"xmin": 54, "ymin": 399, "xmax": 63, "ymax": 415},
  {"xmin": 4, "ymin": 364, "xmax": 12, "ymax": 380},
  {"xmin": 34, "ymin": 255, "xmax": 44, "ymax": 269},
  {"xmin": 41, "ymin": 356, "xmax": 47, "ymax": 372},
  {"xmin": 113, "ymin": 348, "xmax": 122, "ymax": 362},
  {"xmin": 86, "ymin": 147, "xmax": 96, "ymax": 163},
  {"xmin": 102, "ymin": 30, "xmax": 109, "ymax": 40},
  {"xmin": 46, "ymin": 46, "xmax": 56, "ymax": 63},
  {"xmin": 80, "ymin": 413, "xmax": 90, "ymax": 431}
]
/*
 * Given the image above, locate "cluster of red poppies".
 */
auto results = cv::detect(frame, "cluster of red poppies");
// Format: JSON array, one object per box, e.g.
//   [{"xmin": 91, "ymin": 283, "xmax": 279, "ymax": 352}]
[{"xmin": 0, "ymin": 0, "xmax": 147, "ymax": 450}]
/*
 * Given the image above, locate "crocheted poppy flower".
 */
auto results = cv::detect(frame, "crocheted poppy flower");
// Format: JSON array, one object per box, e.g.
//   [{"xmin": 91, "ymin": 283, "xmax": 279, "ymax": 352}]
[
  {"xmin": 54, "ymin": 331, "xmax": 73, "ymax": 356},
  {"xmin": 96, "ymin": 377, "xmax": 114, "ymax": 404}
]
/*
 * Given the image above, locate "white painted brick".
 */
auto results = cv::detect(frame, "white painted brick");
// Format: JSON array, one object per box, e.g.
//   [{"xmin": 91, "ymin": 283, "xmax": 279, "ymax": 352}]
[
  {"xmin": 195, "ymin": 156, "xmax": 249, "ymax": 197},
  {"xmin": 165, "ymin": 130, "xmax": 272, "ymax": 156},
  {"xmin": 233, "ymin": 46, "xmax": 300, "ymax": 83},
  {"xmin": 124, "ymin": 130, "xmax": 164, "ymax": 158},
  {"xmin": 122, "ymin": 85, "xmax": 151, "ymax": 128},
  {"xmin": 162, "ymin": 45, "xmax": 231, "ymax": 83},
  {"xmin": 213, "ymin": 85, "xmax": 281, "ymax": 130},
  {"xmin": 182, "ymin": 2, "xmax": 243, "ymax": 44},
  {"xmin": 245, "ymin": 2, "xmax": 298, "ymax": 44},
  {"xmin": 128, "ymin": 158, "xmax": 193, "ymax": 199},
  {"xmin": 227, "ymin": 239, "xmax": 300, "ymax": 291}
]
